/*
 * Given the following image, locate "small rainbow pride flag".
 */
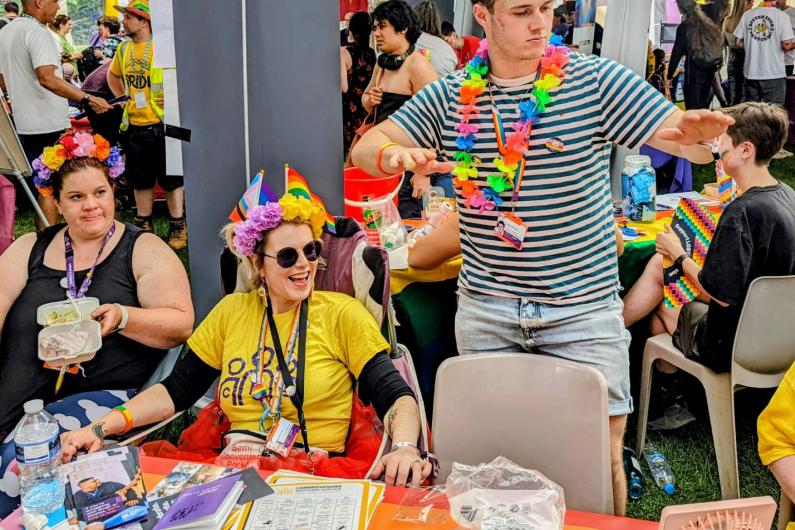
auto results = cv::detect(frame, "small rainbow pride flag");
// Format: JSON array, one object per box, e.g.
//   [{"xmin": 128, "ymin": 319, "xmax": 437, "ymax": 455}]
[
  {"xmin": 716, "ymin": 161, "xmax": 736, "ymax": 212},
  {"xmin": 229, "ymin": 170, "xmax": 279, "ymax": 223},
  {"xmin": 663, "ymin": 198, "xmax": 717, "ymax": 308},
  {"xmin": 285, "ymin": 165, "xmax": 337, "ymax": 234}
]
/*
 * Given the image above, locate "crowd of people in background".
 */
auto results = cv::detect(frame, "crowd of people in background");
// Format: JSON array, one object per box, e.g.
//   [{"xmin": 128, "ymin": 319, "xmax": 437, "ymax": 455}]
[{"xmin": 0, "ymin": 0, "xmax": 186, "ymax": 250}]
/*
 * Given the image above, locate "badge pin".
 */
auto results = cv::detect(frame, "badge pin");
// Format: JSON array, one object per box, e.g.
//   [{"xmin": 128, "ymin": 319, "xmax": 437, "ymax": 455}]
[
  {"xmin": 60, "ymin": 277, "xmax": 69, "ymax": 289},
  {"xmin": 545, "ymin": 138, "xmax": 565, "ymax": 153},
  {"xmin": 283, "ymin": 385, "xmax": 296, "ymax": 397}
]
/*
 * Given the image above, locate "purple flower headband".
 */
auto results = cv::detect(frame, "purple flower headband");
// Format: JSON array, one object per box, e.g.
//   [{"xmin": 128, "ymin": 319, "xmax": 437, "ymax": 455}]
[{"xmin": 233, "ymin": 202, "xmax": 284, "ymax": 256}]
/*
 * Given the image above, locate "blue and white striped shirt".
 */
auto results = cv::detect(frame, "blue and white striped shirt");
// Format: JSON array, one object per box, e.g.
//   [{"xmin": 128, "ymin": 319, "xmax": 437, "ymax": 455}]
[{"xmin": 391, "ymin": 53, "xmax": 676, "ymax": 305}]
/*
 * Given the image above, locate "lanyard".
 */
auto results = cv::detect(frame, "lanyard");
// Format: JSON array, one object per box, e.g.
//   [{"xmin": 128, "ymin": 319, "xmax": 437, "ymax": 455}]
[
  {"xmin": 488, "ymin": 78, "xmax": 539, "ymax": 208},
  {"xmin": 125, "ymin": 39, "xmax": 153, "ymax": 78},
  {"xmin": 260, "ymin": 297, "xmax": 310, "ymax": 454},
  {"xmin": 63, "ymin": 224, "xmax": 116, "ymax": 299},
  {"xmin": 253, "ymin": 307, "xmax": 300, "ymax": 421}
]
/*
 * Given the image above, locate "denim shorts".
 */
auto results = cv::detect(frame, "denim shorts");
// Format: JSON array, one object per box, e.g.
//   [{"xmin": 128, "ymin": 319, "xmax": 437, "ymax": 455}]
[{"xmin": 455, "ymin": 288, "xmax": 633, "ymax": 416}]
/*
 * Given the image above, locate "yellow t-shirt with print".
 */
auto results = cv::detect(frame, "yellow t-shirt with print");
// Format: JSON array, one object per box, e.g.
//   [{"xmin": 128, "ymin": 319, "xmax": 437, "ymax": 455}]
[
  {"xmin": 188, "ymin": 290, "xmax": 389, "ymax": 453},
  {"xmin": 109, "ymin": 40, "xmax": 160, "ymax": 126},
  {"xmin": 758, "ymin": 363, "xmax": 795, "ymax": 467}
]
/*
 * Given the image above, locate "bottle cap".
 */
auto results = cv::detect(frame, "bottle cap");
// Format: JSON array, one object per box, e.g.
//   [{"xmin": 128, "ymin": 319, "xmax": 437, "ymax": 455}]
[
  {"xmin": 23, "ymin": 399, "xmax": 44, "ymax": 415},
  {"xmin": 663, "ymin": 483, "xmax": 675, "ymax": 495}
]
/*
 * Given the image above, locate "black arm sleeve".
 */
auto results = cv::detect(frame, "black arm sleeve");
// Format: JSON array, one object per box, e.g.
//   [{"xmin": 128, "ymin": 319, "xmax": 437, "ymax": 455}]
[
  {"xmin": 357, "ymin": 352, "xmax": 416, "ymax": 420},
  {"xmin": 160, "ymin": 348, "xmax": 221, "ymax": 413}
]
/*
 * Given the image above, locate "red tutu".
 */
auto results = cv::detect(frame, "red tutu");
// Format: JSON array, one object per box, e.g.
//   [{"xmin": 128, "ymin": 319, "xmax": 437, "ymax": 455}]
[{"xmin": 141, "ymin": 394, "xmax": 384, "ymax": 479}]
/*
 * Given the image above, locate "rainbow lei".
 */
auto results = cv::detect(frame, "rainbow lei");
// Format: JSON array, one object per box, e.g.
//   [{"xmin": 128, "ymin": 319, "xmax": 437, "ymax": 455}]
[{"xmin": 453, "ymin": 35, "xmax": 570, "ymax": 212}]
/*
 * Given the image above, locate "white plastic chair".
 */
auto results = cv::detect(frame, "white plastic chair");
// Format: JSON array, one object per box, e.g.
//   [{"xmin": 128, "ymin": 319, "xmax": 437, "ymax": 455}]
[
  {"xmin": 636, "ymin": 276, "xmax": 795, "ymax": 500},
  {"xmin": 431, "ymin": 353, "xmax": 614, "ymax": 515},
  {"xmin": 658, "ymin": 496, "xmax": 777, "ymax": 530}
]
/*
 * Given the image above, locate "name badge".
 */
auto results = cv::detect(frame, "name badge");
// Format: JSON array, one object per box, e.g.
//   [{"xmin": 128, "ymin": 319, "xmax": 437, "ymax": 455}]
[
  {"xmin": 265, "ymin": 417, "xmax": 301, "ymax": 457},
  {"xmin": 134, "ymin": 92, "xmax": 147, "ymax": 109},
  {"xmin": 494, "ymin": 212, "xmax": 527, "ymax": 251}
]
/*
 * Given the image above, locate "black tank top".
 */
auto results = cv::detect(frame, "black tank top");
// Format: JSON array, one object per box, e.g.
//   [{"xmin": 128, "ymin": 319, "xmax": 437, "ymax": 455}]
[
  {"xmin": 374, "ymin": 92, "xmax": 412, "ymax": 125},
  {"xmin": 0, "ymin": 223, "xmax": 166, "ymax": 435}
]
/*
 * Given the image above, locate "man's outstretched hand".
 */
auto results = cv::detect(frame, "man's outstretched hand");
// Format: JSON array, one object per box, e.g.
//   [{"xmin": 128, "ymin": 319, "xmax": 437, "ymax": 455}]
[{"xmin": 657, "ymin": 109, "xmax": 735, "ymax": 146}]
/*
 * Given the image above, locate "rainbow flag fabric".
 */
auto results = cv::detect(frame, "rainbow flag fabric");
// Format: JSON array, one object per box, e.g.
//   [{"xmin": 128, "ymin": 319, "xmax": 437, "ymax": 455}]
[
  {"xmin": 716, "ymin": 162, "xmax": 736, "ymax": 212},
  {"xmin": 663, "ymin": 198, "xmax": 717, "ymax": 308},
  {"xmin": 285, "ymin": 166, "xmax": 337, "ymax": 234},
  {"xmin": 229, "ymin": 171, "xmax": 279, "ymax": 223}
]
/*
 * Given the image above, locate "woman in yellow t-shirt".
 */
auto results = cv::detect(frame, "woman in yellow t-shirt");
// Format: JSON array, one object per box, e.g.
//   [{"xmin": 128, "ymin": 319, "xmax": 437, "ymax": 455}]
[
  {"xmin": 758, "ymin": 362, "xmax": 795, "ymax": 528},
  {"xmin": 62, "ymin": 193, "xmax": 432, "ymax": 486}
]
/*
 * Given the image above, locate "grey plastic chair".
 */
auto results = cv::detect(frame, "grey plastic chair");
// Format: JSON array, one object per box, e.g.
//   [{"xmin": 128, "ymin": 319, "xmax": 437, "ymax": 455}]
[
  {"xmin": 636, "ymin": 276, "xmax": 795, "ymax": 500},
  {"xmin": 432, "ymin": 353, "xmax": 614, "ymax": 515}
]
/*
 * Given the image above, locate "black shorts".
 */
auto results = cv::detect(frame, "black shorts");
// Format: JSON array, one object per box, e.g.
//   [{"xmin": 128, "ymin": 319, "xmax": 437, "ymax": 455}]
[
  {"xmin": 119, "ymin": 123, "xmax": 183, "ymax": 191},
  {"xmin": 672, "ymin": 300, "xmax": 709, "ymax": 360},
  {"xmin": 16, "ymin": 130, "xmax": 64, "ymax": 202}
]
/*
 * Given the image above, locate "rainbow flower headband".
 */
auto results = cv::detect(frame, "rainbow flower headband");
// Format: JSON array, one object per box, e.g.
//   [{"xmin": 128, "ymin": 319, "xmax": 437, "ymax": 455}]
[
  {"xmin": 32, "ymin": 131, "xmax": 124, "ymax": 197},
  {"xmin": 452, "ymin": 35, "xmax": 570, "ymax": 212},
  {"xmin": 233, "ymin": 193, "xmax": 327, "ymax": 256}
]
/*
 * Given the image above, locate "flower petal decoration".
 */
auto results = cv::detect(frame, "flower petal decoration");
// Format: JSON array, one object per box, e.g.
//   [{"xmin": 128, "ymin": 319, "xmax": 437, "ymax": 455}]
[
  {"xmin": 454, "ymin": 177, "xmax": 479, "ymax": 196},
  {"xmin": 453, "ymin": 164, "xmax": 479, "ymax": 181},
  {"xmin": 456, "ymin": 135, "xmax": 475, "ymax": 151},
  {"xmin": 455, "ymin": 122, "xmax": 479, "ymax": 135},
  {"xmin": 534, "ymin": 89, "xmax": 552, "ymax": 112},
  {"xmin": 482, "ymin": 187, "xmax": 505, "ymax": 208},
  {"xmin": 486, "ymin": 174, "xmax": 513, "ymax": 193}
]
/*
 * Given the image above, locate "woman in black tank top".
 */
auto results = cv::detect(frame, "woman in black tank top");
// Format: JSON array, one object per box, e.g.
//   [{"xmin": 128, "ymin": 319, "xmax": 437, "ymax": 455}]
[{"xmin": 0, "ymin": 139, "xmax": 194, "ymax": 437}]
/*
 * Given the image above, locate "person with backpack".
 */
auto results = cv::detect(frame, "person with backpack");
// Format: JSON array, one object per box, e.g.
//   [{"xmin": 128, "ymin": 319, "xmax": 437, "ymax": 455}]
[{"xmin": 668, "ymin": 0, "xmax": 728, "ymax": 109}]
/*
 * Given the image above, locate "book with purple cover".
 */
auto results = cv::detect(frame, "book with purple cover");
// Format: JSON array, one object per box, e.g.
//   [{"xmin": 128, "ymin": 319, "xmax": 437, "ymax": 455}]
[{"xmin": 153, "ymin": 473, "xmax": 244, "ymax": 530}]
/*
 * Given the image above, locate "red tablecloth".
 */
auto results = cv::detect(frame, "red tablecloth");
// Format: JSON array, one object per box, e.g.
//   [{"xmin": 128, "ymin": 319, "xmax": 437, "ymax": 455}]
[{"xmin": 0, "ymin": 456, "xmax": 659, "ymax": 529}]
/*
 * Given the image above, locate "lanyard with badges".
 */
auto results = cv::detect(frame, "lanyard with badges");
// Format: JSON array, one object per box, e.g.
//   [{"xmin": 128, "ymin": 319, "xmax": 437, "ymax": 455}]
[
  {"xmin": 250, "ymin": 297, "xmax": 310, "ymax": 456},
  {"xmin": 124, "ymin": 39, "xmax": 152, "ymax": 110},
  {"xmin": 487, "ymin": 79, "xmax": 538, "ymax": 251}
]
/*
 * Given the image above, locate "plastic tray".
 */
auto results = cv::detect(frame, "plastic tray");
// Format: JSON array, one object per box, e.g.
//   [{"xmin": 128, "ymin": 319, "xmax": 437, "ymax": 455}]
[
  {"xmin": 37, "ymin": 297, "xmax": 100, "ymax": 326},
  {"xmin": 38, "ymin": 320, "xmax": 102, "ymax": 363}
]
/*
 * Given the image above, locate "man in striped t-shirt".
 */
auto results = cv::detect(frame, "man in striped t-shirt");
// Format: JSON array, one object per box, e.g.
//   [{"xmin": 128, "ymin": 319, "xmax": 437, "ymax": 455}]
[{"xmin": 351, "ymin": 0, "xmax": 733, "ymax": 512}]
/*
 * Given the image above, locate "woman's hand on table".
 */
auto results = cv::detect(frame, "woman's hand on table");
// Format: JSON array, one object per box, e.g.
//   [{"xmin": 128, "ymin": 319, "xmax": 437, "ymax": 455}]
[
  {"xmin": 656, "ymin": 225, "xmax": 685, "ymax": 261},
  {"xmin": 369, "ymin": 446, "xmax": 432, "ymax": 487},
  {"xmin": 61, "ymin": 424, "xmax": 104, "ymax": 462}
]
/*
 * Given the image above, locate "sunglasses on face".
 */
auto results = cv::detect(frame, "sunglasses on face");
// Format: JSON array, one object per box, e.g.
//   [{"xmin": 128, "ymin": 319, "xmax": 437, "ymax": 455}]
[{"xmin": 264, "ymin": 240, "xmax": 323, "ymax": 268}]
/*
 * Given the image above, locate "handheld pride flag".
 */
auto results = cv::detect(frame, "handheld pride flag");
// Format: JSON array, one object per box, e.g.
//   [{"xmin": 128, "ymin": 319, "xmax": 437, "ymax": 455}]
[
  {"xmin": 663, "ymin": 198, "xmax": 717, "ymax": 308},
  {"xmin": 716, "ymin": 161, "xmax": 736, "ymax": 212},
  {"xmin": 285, "ymin": 164, "xmax": 337, "ymax": 234},
  {"xmin": 229, "ymin": 171, "xmax": 279, "ymax": 222}
]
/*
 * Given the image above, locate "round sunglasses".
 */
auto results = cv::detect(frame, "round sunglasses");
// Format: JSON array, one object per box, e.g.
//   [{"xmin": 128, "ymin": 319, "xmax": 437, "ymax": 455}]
[{"xmin": 263, "ymin": 240, "xmax": 323, "ymax": 268}]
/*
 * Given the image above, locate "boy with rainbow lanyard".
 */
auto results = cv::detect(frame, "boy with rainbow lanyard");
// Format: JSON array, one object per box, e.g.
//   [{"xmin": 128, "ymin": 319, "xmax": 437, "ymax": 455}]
[{"xmin": 352, "ymin": 0, "xmax": 734, "ymax": 514}]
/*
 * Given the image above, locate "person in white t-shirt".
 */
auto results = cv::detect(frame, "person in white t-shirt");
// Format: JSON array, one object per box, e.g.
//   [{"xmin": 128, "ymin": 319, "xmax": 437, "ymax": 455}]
[
  {"xmin": 0, "ymin": 0, "xmax": 112, "ymax": 228},
  {"xmin": 414, "ymin": 1, "xmax": 458, "ymax": 76},
  {"xmin": 733, "ymin": 0, "xmax": 795, "ymax": 106},
  {"xmin": 777, "ymin": 0, "xmax": 795, "ymax": 75}
]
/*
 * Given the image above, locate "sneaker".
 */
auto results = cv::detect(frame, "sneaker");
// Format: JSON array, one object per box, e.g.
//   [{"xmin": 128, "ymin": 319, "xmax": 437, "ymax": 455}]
[
  {"xmin": 134, "ymin": 216, "xmax": 155, "ymax": 234},
  {"xmin": 168, "ymin": 219, "xmax": 188, "ymax": 250},
  {"xmin": 648, "ymin": 403, "xmax": 697, "ymax": 431}
]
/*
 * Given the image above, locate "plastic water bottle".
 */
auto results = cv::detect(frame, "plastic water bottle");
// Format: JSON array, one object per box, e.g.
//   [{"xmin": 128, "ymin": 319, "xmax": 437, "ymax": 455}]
[
  {"xmin": 407, "ymin": 204, "xmax": 452, "ymax": 248},
  {"xmin": 623, "ymin": 447, "xmax": 644, "ymax": 500},
  {"xmin": 14, "ymin": 400, "xmax": 64, "ymax": 515},
  {"xmin": 643, "ymin": 443, "xmax": 676, "ymax": 495}
]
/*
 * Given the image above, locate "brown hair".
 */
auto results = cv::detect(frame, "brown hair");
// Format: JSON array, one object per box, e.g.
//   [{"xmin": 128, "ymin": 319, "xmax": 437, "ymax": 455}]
[
  {"xmin": 52, "ymin": 158, "xmax": 112, "ymax": 200},
  {"xmin": 471, "ymin": 0, "xmax": 496, "ymax": 11},
  {"xmin": 415, "ymin": 1, "xmax": 443, "ymax": 37},
  {"xmin": 721, "ymin": 102, "xmax": 789, "ymax": 166},
  {"xmin": 723, "ymin": 0, "xmax": 751, "ymax": 34}
]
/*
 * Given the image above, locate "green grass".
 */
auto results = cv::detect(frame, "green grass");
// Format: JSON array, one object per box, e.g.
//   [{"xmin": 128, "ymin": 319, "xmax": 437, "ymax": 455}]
[{"xmin": 691, "ymin": 146, "xmax": 795, "ymax": 193}]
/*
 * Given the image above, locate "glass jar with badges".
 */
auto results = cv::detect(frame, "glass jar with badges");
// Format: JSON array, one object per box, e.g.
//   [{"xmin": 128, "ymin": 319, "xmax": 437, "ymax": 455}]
[{"xmin": 621, "ymin": 155, "xmax": 657, "ymax": 223}]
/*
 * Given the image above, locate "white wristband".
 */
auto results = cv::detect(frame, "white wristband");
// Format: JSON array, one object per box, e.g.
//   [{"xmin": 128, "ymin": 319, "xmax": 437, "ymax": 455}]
[
  {"xmin": 113, "ymin": 303, "xmax": 128, "ymax": 332},
  {"xmin": 391, "ymin": 441, "xmax": 418, "ymax": 453}
]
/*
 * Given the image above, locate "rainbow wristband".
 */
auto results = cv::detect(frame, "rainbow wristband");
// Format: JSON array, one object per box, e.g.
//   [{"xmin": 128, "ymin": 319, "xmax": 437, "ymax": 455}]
[
  {"xmin": 376, "ymin": 142, "xmax": 399, "ymax": 175},
  {"xmin": 113, "ymin": 405, "xmax": 134, "ymax": 434}
]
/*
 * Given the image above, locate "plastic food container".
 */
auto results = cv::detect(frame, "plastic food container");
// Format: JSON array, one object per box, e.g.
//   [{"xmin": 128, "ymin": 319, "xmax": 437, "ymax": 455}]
[
  {"xmin": 36, "ymin": 297, "xmax": 100, "ymax": 326},
  {"xmin": 37, "ymin": 320, "xmax": 102, "ymax": 363}
]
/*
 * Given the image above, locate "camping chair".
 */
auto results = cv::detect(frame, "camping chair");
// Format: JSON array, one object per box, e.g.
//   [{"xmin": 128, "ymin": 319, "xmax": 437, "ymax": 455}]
[
  {"xmin": 657, "ymin": 496, "xmax": 777, "ymax": 530},
  {"xmin": 432, "ymin": 353, "xmax": 614, "ymax": 515},
  {"xmin": 113, "ymin": 345, "xmax": 187, "ymax": 447},
  {"xmin": 636, "ymin": 276, "xmax": 795, "ymax": 500},
  {"xmin": 214, "ymin": 216, "xmax": 432, "ymax": 473}
]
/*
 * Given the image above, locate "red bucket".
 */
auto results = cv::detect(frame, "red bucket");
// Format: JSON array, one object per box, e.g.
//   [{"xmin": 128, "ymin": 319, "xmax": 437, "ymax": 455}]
[{"xmin": 343, "ymin": 167, "xmax": 403, "ymax": 222}]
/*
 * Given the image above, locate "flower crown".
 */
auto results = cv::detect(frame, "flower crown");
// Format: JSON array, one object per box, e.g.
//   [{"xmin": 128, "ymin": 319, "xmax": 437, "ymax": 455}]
[
  {"xmin": 32, "ymin": 131, "xmax": 125, "ymax": 197},
  {"xmin": 233, "ymin": 193, "xmax": 327, "ymax": 256}
]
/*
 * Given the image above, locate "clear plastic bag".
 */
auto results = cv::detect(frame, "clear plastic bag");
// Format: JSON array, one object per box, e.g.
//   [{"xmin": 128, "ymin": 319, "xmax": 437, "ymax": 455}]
[
  {"xmin": 391, "ymin": 485, "xmax": 452, "ymax": 525},
  {"xmin": 445, "ymin": 456, "xmax": 566, "ymax": 530}
]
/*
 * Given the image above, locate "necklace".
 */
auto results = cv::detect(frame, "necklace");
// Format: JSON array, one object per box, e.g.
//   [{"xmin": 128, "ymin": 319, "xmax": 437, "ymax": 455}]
[
  {"xmin": 452, "ymin": 35, "xmax": 570, "ymax": 211},
  {"xmin": 19, "ymin": 13, "xmax": 43, "ymax": 26}
]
